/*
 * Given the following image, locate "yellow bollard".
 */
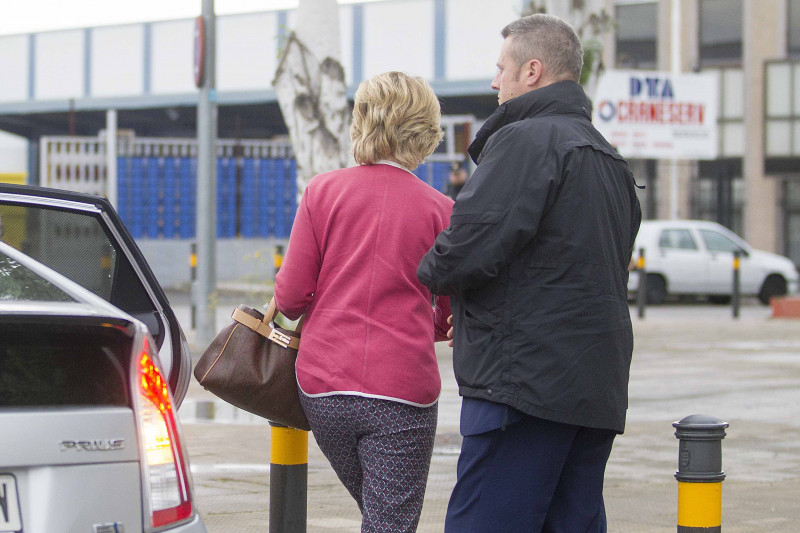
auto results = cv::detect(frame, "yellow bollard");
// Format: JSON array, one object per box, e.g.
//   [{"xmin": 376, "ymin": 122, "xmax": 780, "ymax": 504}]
[
  {"xmin": 269, "ymin": 423, "xmax": 308, "ymax": 533},
  {"xmin": 673, "ymin": 414, "xmax": 728, "ymax": 532},
  {"xmin": 274, "ymin": 244, "xmax": 284, "ymax": 278}
]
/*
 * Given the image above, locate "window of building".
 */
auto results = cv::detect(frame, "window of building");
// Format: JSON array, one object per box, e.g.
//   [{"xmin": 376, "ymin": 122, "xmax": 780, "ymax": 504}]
[
  {"xmin": 790, "ymin": 0, "xmax": 800, "ymax": 56},
  {"xmin": 699, "ymin": 0, "xmax": 742, "ymax": 66},
  {"xmin": 615, "ymin": 1, "xmax": 658, "ymax": 69},
  {"xmin": 784, "ymin": 180, "xmax": 800, "ymax": 267},
  {"xmin": 693, "ymin": 160, "xmax": 744, "ymax": 236}
]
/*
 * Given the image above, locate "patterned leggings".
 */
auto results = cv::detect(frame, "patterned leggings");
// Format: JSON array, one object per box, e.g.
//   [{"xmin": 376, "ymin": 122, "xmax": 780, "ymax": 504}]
[{"xmin": 299, "ymin": 392, "xmax": 438, "ymax": 533}]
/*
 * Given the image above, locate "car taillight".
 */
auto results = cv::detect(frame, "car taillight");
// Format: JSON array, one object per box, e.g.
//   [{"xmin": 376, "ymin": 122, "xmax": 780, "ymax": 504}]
[{"xmin": 135, "ymin": 337, "xmax": 193, "ymax": 529}]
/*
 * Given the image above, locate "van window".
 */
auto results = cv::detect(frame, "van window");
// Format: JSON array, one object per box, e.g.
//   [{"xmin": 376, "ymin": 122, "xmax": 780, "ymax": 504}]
[{"xmin": 659, "ymin": 229, "xmax": 698, "ymax": 250}]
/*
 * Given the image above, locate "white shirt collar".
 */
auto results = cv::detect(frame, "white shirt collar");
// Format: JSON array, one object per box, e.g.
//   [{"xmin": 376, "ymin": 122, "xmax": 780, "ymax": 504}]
[{"xmin": 375, "ymin": 159, "xmax": 416, "ymax": 176}]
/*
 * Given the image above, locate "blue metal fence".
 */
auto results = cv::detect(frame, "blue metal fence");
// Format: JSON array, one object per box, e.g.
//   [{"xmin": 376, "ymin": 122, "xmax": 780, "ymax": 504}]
[
  {"xmin": 117, "ymin": 154, "xmax": 451, "ymax": 240},
  {"xmin": 117, "ymin": 154, "xmax": 298, "ymax": 240},
  {"xmin": 413, "ymin": 161, "xmax": 451, "ymax": 195}
]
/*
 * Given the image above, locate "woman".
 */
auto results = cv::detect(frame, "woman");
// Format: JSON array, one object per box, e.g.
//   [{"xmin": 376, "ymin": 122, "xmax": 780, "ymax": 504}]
[{"xmin": 274, "ymin": 71, "xmax": 453, "ymax": 532}]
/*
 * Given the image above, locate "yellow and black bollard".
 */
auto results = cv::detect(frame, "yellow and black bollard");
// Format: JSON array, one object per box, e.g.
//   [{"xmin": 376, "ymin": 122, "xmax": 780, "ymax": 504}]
[
  {"xmin": 732, "ymin": 251, "xmax": 741, "ymax": 319},
  {"xmin": 635, "ymin": 247, "xmax": 647, "ymax": 319},
  {"xmin": 274, "ymin": 244, "xmax": 285, "ymax": 279},
  {"xmin": 673, "ymin": 414, "xmax": 728, "ymax": 532},
  {"xmin": 190, "ymin": 242, "xmax": 197, "ymax": 329},
  {"xmin": 269, "ymin": 422, "xmax": 308, "ymax": 533}
]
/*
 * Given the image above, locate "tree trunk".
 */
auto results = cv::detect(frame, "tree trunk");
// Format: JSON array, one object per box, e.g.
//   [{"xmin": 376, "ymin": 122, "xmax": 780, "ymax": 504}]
[
  {"xmin": 273, "ymin": 0, "xmax": 352, "ymax": 199},
  {"xmin": 544, "ymin": 0, "xmax": 609, "ymax": 103}
]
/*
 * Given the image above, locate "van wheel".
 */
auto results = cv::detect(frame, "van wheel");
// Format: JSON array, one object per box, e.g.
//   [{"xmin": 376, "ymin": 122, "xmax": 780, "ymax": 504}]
[
  {"xmin": 646, "ymin": 274, "xmax": 666, "ymax": 304},
  {"xmin": 758, "ymin": 275, "xmax": 787, "ymax": 305}
]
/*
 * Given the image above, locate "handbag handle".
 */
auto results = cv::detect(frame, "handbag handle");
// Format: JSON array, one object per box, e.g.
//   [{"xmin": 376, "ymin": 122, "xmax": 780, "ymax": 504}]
[
  {"xmin": 229, "ymin": 297, "xmax": 303, "ymax": 350},
  {"xmin": 264, "ymin": 296, "xmax": 305, "ymax": 333}
]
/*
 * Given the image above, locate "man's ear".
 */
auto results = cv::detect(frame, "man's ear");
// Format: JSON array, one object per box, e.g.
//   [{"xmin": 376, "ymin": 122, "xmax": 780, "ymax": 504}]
[{"xmin": 526, "ymin": 59, "xmax": 543, "ymax": 88}]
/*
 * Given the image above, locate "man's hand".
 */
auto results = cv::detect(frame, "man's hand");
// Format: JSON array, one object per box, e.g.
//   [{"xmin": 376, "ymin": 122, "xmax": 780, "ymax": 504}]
[{"xmin": 447, "ymin": 314, "xmax": 454, "ymax": 347}]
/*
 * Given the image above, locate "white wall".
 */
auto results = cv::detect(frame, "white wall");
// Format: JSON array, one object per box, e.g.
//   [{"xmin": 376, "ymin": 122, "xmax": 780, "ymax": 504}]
[
  {"xmin": 446, "ymin": 0, "xmax": 519, "ymax": 81},
  {"xmin": 217, "ymin": 12, "xmax": 279, "ymax": 92},
  {"xmin": 0, "ymin": 35, "xmax": 29, "ymax": 102},
  {"xmin": 0, "ymin": 0, "xmax": 522, "ymax": 105},
  {"xmin": 0, "ymin": 132, "xmax": 28, "ymax": 174},
  {"xmin": 151, "ymin": 20, "xmax": 195, "ymax": 94},
  {"xmin": 0, "ymin": 0, "xmax": 514, "ymax": 105},
  {"xmin": 91, "ymin": 25, "xmax": 145, "ymax": 97},
  {"xmin": 339, "ymin": 5, "xmax": 355, "ymax": 85},
  {"xmin": 362, "ymin": 0, "xmax": 435, "ymax": 79},
  {"xmin": 35, "ymin": 30, "xmax": 84, "ymax": 100}
]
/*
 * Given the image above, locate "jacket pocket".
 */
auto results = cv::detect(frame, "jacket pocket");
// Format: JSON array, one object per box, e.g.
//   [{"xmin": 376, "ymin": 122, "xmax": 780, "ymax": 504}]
[{"xmin": 453, "ymin": 302, "xmax": 505, "ymax": 390}]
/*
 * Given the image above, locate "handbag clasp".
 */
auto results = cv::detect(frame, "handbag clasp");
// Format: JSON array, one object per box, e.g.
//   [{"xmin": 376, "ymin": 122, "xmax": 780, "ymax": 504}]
[{"xmin": 268, "ymin": 328, "xmax": 293, "ymax": 348}]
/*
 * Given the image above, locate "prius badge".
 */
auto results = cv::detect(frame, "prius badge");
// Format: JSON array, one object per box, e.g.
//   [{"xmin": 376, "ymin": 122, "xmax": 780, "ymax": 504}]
[{"xmin": 59, "ymin": 439, "xmax": 125, "ymax": 452}]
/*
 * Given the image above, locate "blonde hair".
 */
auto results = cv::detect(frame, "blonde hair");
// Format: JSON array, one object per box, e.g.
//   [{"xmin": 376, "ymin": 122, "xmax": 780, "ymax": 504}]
[{"xmin": 351, "ymin": 72, "xmax": 444, "ymax": 170}]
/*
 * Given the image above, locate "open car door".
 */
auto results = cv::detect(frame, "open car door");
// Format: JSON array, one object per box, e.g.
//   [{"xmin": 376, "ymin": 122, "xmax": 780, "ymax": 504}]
[{"xmin": 0, "ymin": 183, "xmax": 191, "ymax": 405}]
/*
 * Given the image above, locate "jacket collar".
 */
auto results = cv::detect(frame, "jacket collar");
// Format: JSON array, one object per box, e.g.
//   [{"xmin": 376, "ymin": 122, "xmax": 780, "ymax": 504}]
[{"xmin": 468, "ymin": 80, "xmax": 591, "ymax": 163}]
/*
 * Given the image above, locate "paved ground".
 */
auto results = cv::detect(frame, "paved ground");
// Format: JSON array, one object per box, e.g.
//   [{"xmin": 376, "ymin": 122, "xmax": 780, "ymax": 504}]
[{"xmin": 171, "ymin": 293, "xmax": 800, "ymax": 532}]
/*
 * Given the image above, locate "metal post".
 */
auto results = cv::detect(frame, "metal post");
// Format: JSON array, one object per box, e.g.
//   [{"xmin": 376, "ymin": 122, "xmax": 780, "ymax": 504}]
[
  {"xmin": 196, "ymin": 0, "xmax": 218, "ymax": 346},
  {"xmin": 636, "ymin": 248, "xmax": 647, "ymax": 319},
  {"xmin": 668, "ymin": 0, "xmax": 681, "ymax": 221},
  {"xmin": 269, "ymin": 422, "xmax": 308, "ymax": 533},
  {"xmin": 105, "ymin": 109, "xmax": 118, "ymax": 208},
  {"xmin": 673, "ymin": 414, "xmax": 728, "ymax": 533},
  {"xmin": 732, "ymin": 251, "xmax": 741, "ymax": 319}
]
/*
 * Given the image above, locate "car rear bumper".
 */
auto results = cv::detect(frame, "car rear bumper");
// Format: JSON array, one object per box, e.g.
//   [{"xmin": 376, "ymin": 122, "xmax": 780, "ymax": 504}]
[{"xmin": 169, "ymin": 514, "xmax": 208, "ymax": 532}]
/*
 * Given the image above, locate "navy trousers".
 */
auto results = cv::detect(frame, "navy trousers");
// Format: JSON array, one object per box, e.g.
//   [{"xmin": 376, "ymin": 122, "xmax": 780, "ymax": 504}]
[{"xmin": 445, "ymin": 414, "xmax": 616, "ymax": 533}]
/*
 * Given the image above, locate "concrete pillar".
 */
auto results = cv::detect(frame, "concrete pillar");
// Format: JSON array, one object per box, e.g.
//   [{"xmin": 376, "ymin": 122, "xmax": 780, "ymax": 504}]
[
  {"xmin": 743, "ymin": 0, "xmax": 782, "ymax": 252},
  {"xmin": 653, "ymin": 0, "xmax": 698, "ymax": 220}
]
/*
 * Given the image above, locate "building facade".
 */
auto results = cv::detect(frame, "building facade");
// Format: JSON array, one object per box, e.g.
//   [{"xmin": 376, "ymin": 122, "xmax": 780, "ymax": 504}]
[
  {"xmin": 0, "ymin": 0, "xmax": 798, "ymax": 266},
  {"xmin": 611, "ymin": 0, "xmax": 800, "ymax": 266}
]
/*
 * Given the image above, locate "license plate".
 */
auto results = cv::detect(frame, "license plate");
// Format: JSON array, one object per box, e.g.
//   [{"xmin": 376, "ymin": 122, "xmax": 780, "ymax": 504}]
[{"xmin": 0, "ymin": 474, "xmax": 22, "ymax": 533}]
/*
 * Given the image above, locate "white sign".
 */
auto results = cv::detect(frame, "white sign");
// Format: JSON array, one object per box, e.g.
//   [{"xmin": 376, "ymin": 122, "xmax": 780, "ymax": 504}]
[{"xmin": 593, "ymin": 70, "xmax": 719, "ymax": 160}]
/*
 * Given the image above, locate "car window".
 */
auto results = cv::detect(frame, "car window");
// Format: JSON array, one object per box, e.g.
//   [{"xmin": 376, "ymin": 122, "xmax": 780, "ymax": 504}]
[
  {"xmin": 0, "ymin": 323, "xmax": 129, "ymax": 407},
  {"xmin": 0, "ymin": 203, "xmax": 160, "ymax": 337},
  {"xmin": 0, "ymin": 185, "xmax": 190, "ymax": 406},
  {"xmin": 658, "ymin": 229, "xmax": 698, "ymax": 250},
  {"xmin": 699, "ymin": 229, "xmax": 741, "ymax": 253},
  {"xmin": 0, "ymin": 252, "xmax": 75, "ymax": 302}
]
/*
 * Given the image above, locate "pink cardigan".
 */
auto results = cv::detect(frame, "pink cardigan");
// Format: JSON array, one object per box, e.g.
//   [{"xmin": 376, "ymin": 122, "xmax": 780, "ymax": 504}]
[{"xmin": 274, "ymin": 163, "xmax": 454, "ymax": 406}]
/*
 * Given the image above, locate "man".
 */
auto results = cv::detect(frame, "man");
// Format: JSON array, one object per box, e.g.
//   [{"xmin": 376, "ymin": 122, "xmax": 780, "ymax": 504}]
[
  {"xmin": 445, "ymin": 161, "xmax": 468, "ymax": 200},
  {"xmin": 417, "ymin": 14, "xmax": 641, "ymax": 533}
]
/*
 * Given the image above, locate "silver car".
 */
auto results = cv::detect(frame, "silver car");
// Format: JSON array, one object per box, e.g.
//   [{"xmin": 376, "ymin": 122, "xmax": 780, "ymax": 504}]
[{"xmin": 0, "ymin": 184, "xmax": 205, "ymax": 532}]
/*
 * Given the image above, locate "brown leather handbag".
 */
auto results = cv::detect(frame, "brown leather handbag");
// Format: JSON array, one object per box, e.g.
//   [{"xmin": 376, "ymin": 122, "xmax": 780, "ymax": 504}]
[{"xmin": 193, "ymin": 297, "xmax": 310, "ymax": 431}]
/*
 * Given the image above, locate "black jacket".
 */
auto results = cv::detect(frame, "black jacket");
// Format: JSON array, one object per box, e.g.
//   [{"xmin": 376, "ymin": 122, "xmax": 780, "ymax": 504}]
[{"xmin": 417, "ymin": 81, "xmax": 642, "ymax": 433}]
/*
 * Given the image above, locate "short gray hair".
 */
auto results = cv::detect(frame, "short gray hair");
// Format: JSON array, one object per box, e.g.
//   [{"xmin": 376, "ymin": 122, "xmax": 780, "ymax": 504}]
[{"xmin": 501, "ymin": 14, "xmax": 583, "ymax": 83}]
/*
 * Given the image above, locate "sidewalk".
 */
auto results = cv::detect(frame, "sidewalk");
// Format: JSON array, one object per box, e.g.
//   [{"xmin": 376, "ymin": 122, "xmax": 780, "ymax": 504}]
[{"xmin": 173, "ymin": 295, "xmax": 800, "ymax": 532}]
